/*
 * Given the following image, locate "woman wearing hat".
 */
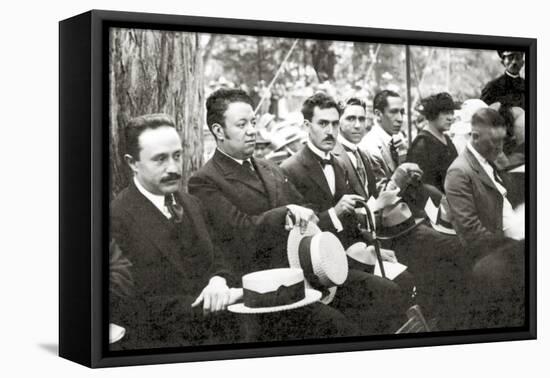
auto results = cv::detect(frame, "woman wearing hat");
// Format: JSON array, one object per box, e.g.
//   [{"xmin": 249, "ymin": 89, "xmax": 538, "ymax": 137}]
[{"xmin": 407, "ymin": 92, "xmax": 460, "ymax": 193}]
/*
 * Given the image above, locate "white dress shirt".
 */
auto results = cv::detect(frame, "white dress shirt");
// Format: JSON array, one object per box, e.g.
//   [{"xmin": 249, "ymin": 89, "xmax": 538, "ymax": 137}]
[
  {"xmin": 466, "ymin": 143, "xmax": 517, "ymax": 237},
  {"xmin": 134, "ymin": 177, "xmax": 172, "ymax": 219},
  {"xmin": 217, "ymin": 148, "xmax": 254, "ymax": 170},
  {"xmin": 306, "ymin": 140, "xmax": 343, "ymax": 232}
]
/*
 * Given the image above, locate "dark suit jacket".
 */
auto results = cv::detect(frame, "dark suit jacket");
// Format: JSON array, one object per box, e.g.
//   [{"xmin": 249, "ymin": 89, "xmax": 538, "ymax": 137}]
[
  {"xmin": 480, "ymin": 73, "xmax": 525, "ymax": 108},
  {"xmin": 332, "ymin": 142, "xmax": 379, "ymax": 199},
  {"xmin": 444, "ymin": 147, "xmax": 513, "ymax": 259},
  {"xmin": 280, "ymin": 145, "xmax": 359, "ymax": 248},
  {"xmin": 188, "ymin": 149, "xmax": 306, "ymax": 278},
  {"xmin": 111, "ymin": 181, "xmax": 231, "ymax": 347}
]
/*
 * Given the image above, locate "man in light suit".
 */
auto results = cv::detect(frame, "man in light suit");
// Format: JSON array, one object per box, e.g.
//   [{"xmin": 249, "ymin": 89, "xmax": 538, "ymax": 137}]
[
  {"xmin": 188, "ymin": 88, "xmax": 359, "ymax": 340},
  {"xmin": 445, "ymin": 107, "xmax": 525, "ymax": 328},
  {"xmin": 110, "ymin": 113, "xmax": 241, "ymax": 349},
  {"xmin": 359, "ymin": 89, "xmax": 409, "ymax": 190}
]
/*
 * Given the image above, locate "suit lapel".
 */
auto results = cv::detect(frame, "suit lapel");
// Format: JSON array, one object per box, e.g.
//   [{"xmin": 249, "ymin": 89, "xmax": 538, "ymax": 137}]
[
  {"xmin": 358, "ymin": 149, "xmax": 378, "ymax": 197},
  {"xmin": 300, "ymin": 146, "xmax": 334, "ymax": 199},
  {"xmin": 213, "ymin": 150, "xmax": 267, "ymax": 195},
  {"xmin": 125, "ymin": 182, "xmax": 187, "ymax": 275},
  {"xmin": 374, "ymin": 127, "xmax": 396, "ymax": 172},
  {"xmin": 465, "ymin": 148, "xmax": 499, "ymax": 192},
  {"xmin": 333, "ymin": 143, "xmax": 366, "ymax": 198},
  {"xmin": 253, "ymin": 158, "xmax": 279, "ymax": 208}
]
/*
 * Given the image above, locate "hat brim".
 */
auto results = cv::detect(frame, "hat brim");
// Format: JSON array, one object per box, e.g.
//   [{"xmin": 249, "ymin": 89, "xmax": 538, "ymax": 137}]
[
  {"xmin": 377, "ymin": 218, "xmax": 425, "ymax": 240},
  {"xmin": 227, "ymin": 288, "xmax": 322, "ymax": 314},
  {"xmin": 430, "ymin": 221, "xmax": 457, "ymax": 235}
]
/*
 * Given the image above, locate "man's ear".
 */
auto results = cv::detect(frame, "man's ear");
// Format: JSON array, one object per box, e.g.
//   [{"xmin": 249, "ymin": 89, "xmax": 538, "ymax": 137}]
[
  {"xmin": 124, "ymin": 154, "xmax": 138, "ymax": 174},
  {"xmin": 211, "ymin": 123, "xmax": 225, "ymax": 141}
]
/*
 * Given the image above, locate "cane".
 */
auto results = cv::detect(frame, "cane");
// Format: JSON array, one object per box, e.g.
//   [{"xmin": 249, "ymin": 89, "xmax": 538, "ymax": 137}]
[{"xmin": 356, "ymin": 200, "xmax": 386, "ymax": 279}]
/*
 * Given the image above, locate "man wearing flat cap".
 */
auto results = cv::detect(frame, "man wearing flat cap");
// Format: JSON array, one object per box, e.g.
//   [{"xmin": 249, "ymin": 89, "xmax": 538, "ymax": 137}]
[{"xmin": 480, "ymin": 51, "xmax": 525, "ymax": 109}]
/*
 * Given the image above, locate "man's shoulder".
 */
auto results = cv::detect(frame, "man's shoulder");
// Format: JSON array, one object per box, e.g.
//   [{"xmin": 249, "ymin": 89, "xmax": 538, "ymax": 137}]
[
  {"xmin": 447, "ymin": 151, "xmax": 472, "ymax": 175},
  {"xmin": 279, "ymin": 149, "xmax": 305, "ymax": 172}
]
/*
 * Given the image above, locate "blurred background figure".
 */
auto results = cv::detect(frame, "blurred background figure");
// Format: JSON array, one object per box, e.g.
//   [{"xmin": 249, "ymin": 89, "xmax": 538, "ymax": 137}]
[
  {"xmin": 407, "ymin": 92, "xmax": 461, "ymax": 193},
  {"xmin": 253, "ymin": 129, "xmax": 273, "ymax": 159},
  {"xmin": 449, "ymin": 99, "xmax": 488, "ymax": 153},
  {"xmin": 481, "ymin": 51, "xmax": 525, "ymax": 109},
  {"xmin": 493, "ymin": 104, "xmax": 525, "ymax": 169}
]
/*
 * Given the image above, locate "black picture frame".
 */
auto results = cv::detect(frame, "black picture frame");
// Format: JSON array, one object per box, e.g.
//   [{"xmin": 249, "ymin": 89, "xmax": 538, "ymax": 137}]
[{"xmin": 59, "ymin": 9, "xmax": 537, "ymax": 368}]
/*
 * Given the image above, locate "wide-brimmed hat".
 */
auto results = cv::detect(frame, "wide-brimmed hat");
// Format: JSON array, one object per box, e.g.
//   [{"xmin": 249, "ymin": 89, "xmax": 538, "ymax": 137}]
[
  {"xmin": 287, "ymin": 223, "xmax": 348, "ymax": 302},
  {"xmin": 377, "ymin": 202, "xmax": 425, "ymax": 240},
  {"xmin": 431, "ymin": 196, "xmax": 456, "ymax": 235},
  {"xmin": 227, "ymin": 268, "xmax": 321, "ymax": 314}
]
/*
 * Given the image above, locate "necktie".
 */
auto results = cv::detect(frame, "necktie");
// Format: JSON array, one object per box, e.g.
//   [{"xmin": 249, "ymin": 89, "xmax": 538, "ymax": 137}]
[
  {"xmin": 389, "ymin": 141, "xmax": 399, "ymax": 165},
  {"xmin": 164, "ymin": 193, "xmax": 183, "ymax": 223},
  {"xmin": 344, "ymin": 145, "xmax": 368, "ymax": 194},
  {"xmin": 488, "ymin": 161, "xmax": 505, "ymax": 186},
  {"xmin": 242, "ymin": 160, "xmax": 254, "ymax": 172}
]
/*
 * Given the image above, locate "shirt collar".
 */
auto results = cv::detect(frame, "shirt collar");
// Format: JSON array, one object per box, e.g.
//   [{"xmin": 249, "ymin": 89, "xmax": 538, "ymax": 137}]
[
  {"xmin": 217, "ymin": 147, "xmax": 250, "ymax": 165},
  {"xmin": 307, "ymin": 139, "xmax": 331, "ymax": 160},
  {"xmin": 467, "ymin": 142, "xmax": 488, "ymax": 165},
  {"xmin": 373, "ymin": 124, "xmax": 392, "ymax": 144},
  {"xmin": 337, "ymin": 134, "xmax": 357, "ymax": 151},
  {"xmin": 505, "ymin": 70, "xmax": 521, "ymax": 79},
  {"xmin": 134, "ymin": 177, "xmax": 167, "ymax": 213}
]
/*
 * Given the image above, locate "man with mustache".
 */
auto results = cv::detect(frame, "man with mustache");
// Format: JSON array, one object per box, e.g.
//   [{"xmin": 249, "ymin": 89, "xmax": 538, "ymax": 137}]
[
  {"xmin": 188, "ymin": 88, "xmax": 359, "ymax": 340},
  {"xmin": 280, "ymin": 92, "xmax": 411, "ymax": 334},
  {"xmin": 481, "ymin": 51, "xmax": 525, "ymax": 109},
  {"xmin": 110, "ymin": 113, "xmax": 241, "ymax": 349}
]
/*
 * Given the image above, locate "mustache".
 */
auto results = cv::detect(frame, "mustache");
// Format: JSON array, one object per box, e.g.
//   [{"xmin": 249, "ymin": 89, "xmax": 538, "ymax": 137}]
[
  {"xmin": 161, "ymin": 173, "xmax": 182, "ymax": 183},
  {"xmin": 323, "ymin": 136, "xmax": 335, "ymax": 142}
]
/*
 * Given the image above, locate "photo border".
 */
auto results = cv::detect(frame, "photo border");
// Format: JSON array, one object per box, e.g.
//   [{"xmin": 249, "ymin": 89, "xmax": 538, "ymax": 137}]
[{"xmin": 59, "ymin": 9, "xmax": 536, "ymax": 368}]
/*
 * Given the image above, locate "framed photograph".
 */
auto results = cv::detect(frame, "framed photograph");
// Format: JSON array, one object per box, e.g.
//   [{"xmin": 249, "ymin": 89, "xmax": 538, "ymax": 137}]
[{"xmin": 59, "ymin": 9, "xmax": 536, "ymax": 368}]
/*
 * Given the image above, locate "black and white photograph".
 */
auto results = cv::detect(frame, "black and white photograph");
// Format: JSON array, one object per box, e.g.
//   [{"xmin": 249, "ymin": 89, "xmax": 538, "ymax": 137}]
[
  {"xmin": 105, "ymin": 20, "xmax": 531, "ymax": 354},
  {"xmin": 5, "ymin": 0, "xmax": 550, "ymax": 375}
]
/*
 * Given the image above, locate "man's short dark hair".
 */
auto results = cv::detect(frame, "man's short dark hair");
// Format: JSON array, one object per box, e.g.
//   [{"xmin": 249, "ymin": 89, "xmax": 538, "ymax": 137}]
[
  {"xmin": 373, "ymin": 89, "xmax": 401, "ymax": 113},
  {"xmin": 471, "ymin": 108, "xmax": 506, "ymax": 130},
  {"xmin": 124, "ymin": 113, "xmax": 176, "ymax": 160},
  {"xmin": 206, "ymin": 88, "xmax": 254, "ymax": 135},
  {"xmin": 339, "ymin": 97, "xmax": 367, "ymax": 112},
  {"xmin": 301, "ymin": 92, "xmax": 340, "ymax": 122}
]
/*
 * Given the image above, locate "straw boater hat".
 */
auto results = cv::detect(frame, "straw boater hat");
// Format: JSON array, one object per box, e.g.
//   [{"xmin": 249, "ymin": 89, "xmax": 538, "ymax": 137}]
[
  {"xmin": 287, "ymin": 223, "xmax": 348, "ymax": 304},
  {"xmin": 429, "ymin": 196, "xmax": 456, "ymax": 235},
  {"xmin": 227, "ymin": 268, "xmax": 321, "ymax": 314},
  {"xmin": 376, "ymin": 202, "xmax": 425, "ymax": 240}
]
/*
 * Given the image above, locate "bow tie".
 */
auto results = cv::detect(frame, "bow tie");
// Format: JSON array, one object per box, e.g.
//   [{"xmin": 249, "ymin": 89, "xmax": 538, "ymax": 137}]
[{"xmin": 316, "ymin": 156, "xmax": 333, "ymax": 168}]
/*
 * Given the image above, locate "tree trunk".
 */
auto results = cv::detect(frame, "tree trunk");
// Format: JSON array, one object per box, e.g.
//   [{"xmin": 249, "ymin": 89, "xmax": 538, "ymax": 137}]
[{"xmin": 109, "ymin": 28, "xmax": 204, "ymax": 199}]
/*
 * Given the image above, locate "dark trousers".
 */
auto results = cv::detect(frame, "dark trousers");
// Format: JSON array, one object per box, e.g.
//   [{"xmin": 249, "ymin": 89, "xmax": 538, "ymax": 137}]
[
  {"xmin": 466, "ymin": 239, "xmax": 525, "ymax": 329},
  {"xmin": 237, "ymin": 302, "xmax": 359, "ymax": 342},
  {"xmin": 381, "ymin": 223, "xmax": 470, "ymax": 330},
  {"xmin": 330, "ymin": 269, "xmax": 410, "ymax": 335}
]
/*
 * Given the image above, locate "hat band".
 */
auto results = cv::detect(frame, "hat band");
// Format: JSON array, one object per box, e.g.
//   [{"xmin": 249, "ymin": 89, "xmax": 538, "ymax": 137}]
[
  {"xmin": 242, "ymin": 281, "xmax": 305, "ymax": 308},
  {"xmin": 381, "ymin": 216, "xmax": 417, "ymax": 237},
  {"xmin": 298, "ymin": 235, "xmax": 325, "ymax": 289}
]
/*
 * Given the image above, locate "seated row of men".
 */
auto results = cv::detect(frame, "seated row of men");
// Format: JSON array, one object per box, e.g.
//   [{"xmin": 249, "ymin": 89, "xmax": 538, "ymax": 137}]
[{"xmin": 109, "ymin": 87, "xmax": 525, "ymax": 350}]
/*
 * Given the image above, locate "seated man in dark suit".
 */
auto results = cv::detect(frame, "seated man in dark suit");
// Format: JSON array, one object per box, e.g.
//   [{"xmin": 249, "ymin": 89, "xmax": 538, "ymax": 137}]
[
  {"xmin": 445, "ymin": 107, "xmax": 525, "ymax": 328},
  {"xmin": 110, "ymin": 113, "xmax": 242, "ymax": 350},
  {"xmin": 188, "ymin": 89, "xmax": 359, "ymax": 340},
  {"xmin": 280, "ymin": 93, "xmax": 416, "ymax": 334}
]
